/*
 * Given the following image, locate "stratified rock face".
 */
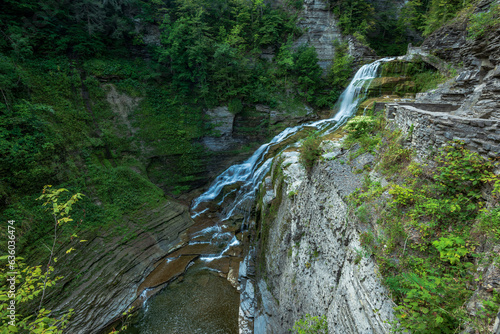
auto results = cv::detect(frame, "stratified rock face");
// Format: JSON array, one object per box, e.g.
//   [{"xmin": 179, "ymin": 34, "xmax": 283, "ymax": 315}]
[
  {"xmin": 202, "ymin": 106, "xmax": 242, "ymax": 151},
  {"xmin": 347, "ymin": 35, "xmax": 377, "ymax": 66},
  {"xmin": 294, "ymin": 0, "xmax": 342, "ymax": 69},
  {"xmin": 47, "ymin": 201, "xmax": 194, "ymax": 334},
  {"xmin": 254, "ymin": 144, "xmax": 395, "ymax": 333},
  {"xmin": 416, "ymin": 0, "xmax": 500, "ymax": 119}
]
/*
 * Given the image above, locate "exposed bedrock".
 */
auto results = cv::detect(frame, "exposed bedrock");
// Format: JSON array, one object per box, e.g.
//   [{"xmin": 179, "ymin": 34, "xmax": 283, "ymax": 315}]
[{"xmin": 253, "ymin": 143, "xmax": 395, "ymax": 333}]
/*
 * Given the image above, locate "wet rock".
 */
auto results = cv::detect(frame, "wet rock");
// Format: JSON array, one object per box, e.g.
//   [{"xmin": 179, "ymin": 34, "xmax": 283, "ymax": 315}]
[
  {"xmin": 228, "ymin": 265, "xmax": 240, "ymax": 289},
  {"xmin": 47, "ymin": 201, "xmax": 195, "ymax": 334},
  {"xmin": 167, "ymin": 243, "xmax": 221, "ymax": 257},
  {"xmin": 278, "ymin": 151, "xmax": 307, "ymax": 197},
  {"xmin": 239, "ymin": 250, "xmax": 258, "ymax": 334},
  {"xmin": 137, "ymin": 255, "xmax": 197, "ymax": 294},
  {"xmin": 367, "ymin": 77, "xmax": 415, "ymax": 97},
  {"xmin": 262, "ymin": 176, "xmax": 276, "ymax": 206}
]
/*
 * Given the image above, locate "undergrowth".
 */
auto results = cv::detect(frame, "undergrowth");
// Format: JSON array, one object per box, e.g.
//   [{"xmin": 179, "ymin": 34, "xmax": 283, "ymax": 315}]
[{"xmin": 347, "ymin": 120, "xmax": 500, "ymax": 333}]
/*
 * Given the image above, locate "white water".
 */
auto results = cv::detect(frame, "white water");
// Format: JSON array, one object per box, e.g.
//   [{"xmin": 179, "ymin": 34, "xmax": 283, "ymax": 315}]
[{"xmin": 191, "ymin": 58, "xmax": 393, "ymax": 219}]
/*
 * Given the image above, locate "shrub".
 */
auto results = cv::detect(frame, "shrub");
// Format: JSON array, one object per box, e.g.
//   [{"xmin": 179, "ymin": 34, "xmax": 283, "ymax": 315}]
[
  {"xmin": 468, "ymin": 1, "xmax": 500, "ymax": 40},
  {"xmin": 477, "ymin": 207, "xmax": 500, "ymax": 240},
  {"xmin": 345, "ymin": 116, "xmax": 377, "ymax": 140},
  {"xmin": 433, "ymin": 140, "xmax": 496, "ymax": 198},
  {"xmin": 292, "ymin": 314, "xmax": 328, "ymax": 334},
  {"xmin": 432, "ymin": 236, "xmax": 469, "ymax": 265},
  {"xmin": 300, "ymin": 132, "xmax": 322, "ymax": 172}
]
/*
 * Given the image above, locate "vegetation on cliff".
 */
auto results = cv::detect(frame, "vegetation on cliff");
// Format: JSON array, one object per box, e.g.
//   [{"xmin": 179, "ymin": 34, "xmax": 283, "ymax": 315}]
[{"xmin": 344, "ymin": 113, "xmax": 500, "ymax": 333}]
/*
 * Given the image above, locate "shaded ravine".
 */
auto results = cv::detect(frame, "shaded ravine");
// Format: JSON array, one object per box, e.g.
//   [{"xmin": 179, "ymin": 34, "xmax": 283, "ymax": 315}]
[{"xmin": 122, "ymin": 58, "xmax": 391, "ymax": 334}]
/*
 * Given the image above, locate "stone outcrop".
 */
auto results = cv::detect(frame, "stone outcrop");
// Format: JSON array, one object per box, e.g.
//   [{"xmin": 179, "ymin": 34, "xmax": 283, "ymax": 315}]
[
  {"xmin": 293, "ymin": 0, "xmax": 342, "ymax": 69},
  {"xmin": 415, "ymin": 0, "xmax": 500, "ymax": 120},
  {"xmin": 105, "ymin": 84, "xmax": 142, "ymax": 136},
  {"xmin": 253, "ymin": 143, "xmax": 395, "ymax": 333},
  {"xmin": 47, "ymin": 200, "xmax": 194, "ymax": 334},
  {"xmin": 421, "ymin": 0, "xmax": 500, "ymax": 68},
  {"xmin": 347, "ymin": 35, "xmax": 377, "ymax": 66},
  {"xmin": 255, "ymin": 104, "xmax": 315, "ymax": 126},
  {"xmin": 203, "ymin": 106, "xmax": 242, "ymax": 152}
]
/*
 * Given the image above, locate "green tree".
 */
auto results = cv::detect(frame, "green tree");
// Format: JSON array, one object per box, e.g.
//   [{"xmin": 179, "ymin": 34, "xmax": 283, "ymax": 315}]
[
  {"xmin": 0, "ymin": 261, "xmax": 73, "ymax": 333},
  {"xmin": 292, "ymin": 45, "xmax": 322, "ymax": 103},
  {"xmin": 159, "ymin": 10, "xmax": 213, "ymax": 95},
  {"xmin": 326, "ymin": 40, "xmax": 353, "ymax": 101},
  {"xmin": 0, "ymin": 186, "xmax": 83, "ymax": 334},
  {"xmin": 329, "ymin": 0, "xmax": 375, "ymax": 37}
]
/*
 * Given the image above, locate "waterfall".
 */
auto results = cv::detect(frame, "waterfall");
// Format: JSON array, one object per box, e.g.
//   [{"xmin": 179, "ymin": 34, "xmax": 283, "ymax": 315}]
[
  {"xmin": 124, "ymin": 58, "xmax": 394, "ymax": 334},
  {"xmin": 191, "ymin": 58, "xmax": 393, "ymax": 219}
]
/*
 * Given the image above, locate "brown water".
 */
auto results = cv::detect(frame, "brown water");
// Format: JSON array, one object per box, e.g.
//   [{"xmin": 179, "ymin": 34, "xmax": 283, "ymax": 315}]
[{"xmin": 123, "ymin": 261, "xmax": 239, "ymax": 334}]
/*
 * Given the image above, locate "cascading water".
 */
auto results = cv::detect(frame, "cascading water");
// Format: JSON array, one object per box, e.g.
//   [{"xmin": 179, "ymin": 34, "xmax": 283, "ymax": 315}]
[
  {"xmin": 123, "ymin": 57, "xmax": 392, "ymax": 334},
  {"xmin": 191, "ymin": 57, "xmax": 393, "ymax": 221}
]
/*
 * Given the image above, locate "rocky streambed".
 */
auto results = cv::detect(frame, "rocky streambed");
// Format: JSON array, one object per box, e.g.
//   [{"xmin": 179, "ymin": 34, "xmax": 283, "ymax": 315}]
[{"xmin": 122, "ymin": 205, "xmax": 249, "ymax": 334}]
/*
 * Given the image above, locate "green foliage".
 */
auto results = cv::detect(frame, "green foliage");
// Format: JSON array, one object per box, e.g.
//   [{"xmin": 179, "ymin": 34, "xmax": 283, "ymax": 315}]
[
  {"xmin": 285, "ymin": 0, "xmax": 304, "ymax": 10},
  {"xmin": 468, "ymin": 1, "xmax": 500, "ymax": 40},
  {"xmin": 356, "ymin": 206, "xmax": 371, "ymax": 224},
  {"xmin": 397, "ymin": 0, "xmax": 431, "ymax": 34},
  {"xmin": 345, "ymin": 116, "xmax": 377, "ymax": 140},
  {"xmin": 0, "ymin": 186, "xmax": 84, "ymax": 334},
  {"xmin": 0, "ymin": 101, "xmax": 60, "ymax": 192},
  {"xmin": 291, "ymin": 314, "xmax": 328, "ymax": 334},
  {"xmin": 228, "ymin": 99, "xmax": 243, "ymax": 114},
  {"xmin": 157, "ymin": 0, "xmax": 301, "ymax": 104},
  {"xmin": 328, "ymin": 0, "xmax": 375, "ymax": 37},
  {"xmin": 1, "ymin": 0, "xmax": 139, "ymax": 58},
  {"xmin": 300, "ymin": 132, "xmax": 322, "ymax": 172},
  {"xmin": 432, "ymin": 236, "xmax": 469, "ymax": 264},
  {"xmin": 86, "ymin": 166, "xmax": 165, "ymax": 220},
  {"xmin": 380, "ymin": 60, "xmax": 447, "ymax": 95},
  {"xmin": 325, "ymin": 41, "xmax": 354, "ymax": 102},
  {"xmin": 389, "ymin": 185, "xmax": 417, "ymax": 206},
  {"xmin": 391, "ymin": 267, "xmax": 473, "ymax": 333},
  {"xmin": 378, "ymin": 130, "xmax": 412, "ymax": 175},
  {"xmin": 366, "ymin": 6, "xmax": 409, "ymax": 56},
  {"xmin": 423, "ymin": 0, "xmax": 473, "ymax": 36},
  {"xmin": 292, "ymin": 45, "xmax": 323, "ymax": 104},
  {"xmin": 348, "ymin": 129, "xmax": 499, "ymax": 332},
  {"xmin": 413, "ymin": 70, "xmax": 446, "ymax": 93},
  {"xmin": 342, "ymin": 115, "xmax": 385, "ymax": 160},
  {"xmin": 0, "ymin": 260, "xmax": 73, "ymax": 334},
  {"xmin": 434, "ymin": 140, "xmax": 497, "ymax": 199},
  {"xmin": 477, "ymin": 207, "xmax": 500, "ymax": 240}
]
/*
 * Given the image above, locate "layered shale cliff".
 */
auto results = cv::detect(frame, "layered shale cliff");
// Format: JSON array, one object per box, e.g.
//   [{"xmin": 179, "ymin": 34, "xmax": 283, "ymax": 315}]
[{"xmin": 253, "ymin": 142, "xmax": 395, "ymax": 333}]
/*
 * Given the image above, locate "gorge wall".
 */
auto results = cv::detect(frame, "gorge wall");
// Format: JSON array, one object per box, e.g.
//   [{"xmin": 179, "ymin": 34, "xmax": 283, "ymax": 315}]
[
  {"xmin": 47, "ymin": 201, "xmax": 194, "ymax": 334},
  {"xmin": 293, "ymin": 0, "xmax": 341, "ymax": 69},
  {"xmin": 253, "ymin": 143, "xmax": 395, "ymax": 333}
]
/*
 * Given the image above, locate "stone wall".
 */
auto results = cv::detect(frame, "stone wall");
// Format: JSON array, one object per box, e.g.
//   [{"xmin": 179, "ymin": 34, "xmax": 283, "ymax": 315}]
[{"xmin": 388, "ymin": 104, "xmax": 500, "ymax": 159}]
